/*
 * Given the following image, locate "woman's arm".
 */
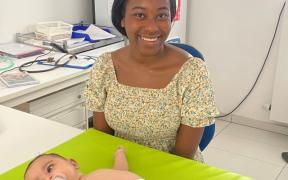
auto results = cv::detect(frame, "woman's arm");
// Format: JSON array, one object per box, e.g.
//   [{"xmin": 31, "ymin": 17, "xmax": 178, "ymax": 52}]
[
  {"xmin": 93, "ymin": 112, "xmax": 114, "ymax": 135},
  {"xmin": 173, "ymin": 124, "xmax": 204, "ymax": 159}
]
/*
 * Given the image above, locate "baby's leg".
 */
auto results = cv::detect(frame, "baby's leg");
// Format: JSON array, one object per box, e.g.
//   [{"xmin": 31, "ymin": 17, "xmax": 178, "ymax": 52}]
[{"xmin": 113, "ymin": 146, "xmax": 128, "ymax": 171}]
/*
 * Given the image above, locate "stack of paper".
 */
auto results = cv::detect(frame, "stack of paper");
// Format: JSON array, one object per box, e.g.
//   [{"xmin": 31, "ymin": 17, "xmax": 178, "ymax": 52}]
[
  {"xmin": 84, "ymin": 24, "xmax": 116, "ymax": 41},
  {"xmin": 0, "ymin": 43, "xmax": 44, "ymax": 58},
  {"xmin": 0, "ymin": 71, "xmax": 39, "ymax": 88},
  {"xmin": 73, "ymin": 24, "xmax": 116, "ymax": 42}
]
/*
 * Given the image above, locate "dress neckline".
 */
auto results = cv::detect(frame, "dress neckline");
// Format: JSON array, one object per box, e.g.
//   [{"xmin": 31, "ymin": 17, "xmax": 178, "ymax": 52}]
[{"xmin": 108, "ymin": 52, "xmax": 192, "ymax": 91}]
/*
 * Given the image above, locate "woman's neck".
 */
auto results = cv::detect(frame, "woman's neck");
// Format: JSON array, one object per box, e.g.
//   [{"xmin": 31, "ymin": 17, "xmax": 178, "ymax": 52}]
[{"xmin": 127, "ymin": 45, "xmax": 167, "ymax": 66}]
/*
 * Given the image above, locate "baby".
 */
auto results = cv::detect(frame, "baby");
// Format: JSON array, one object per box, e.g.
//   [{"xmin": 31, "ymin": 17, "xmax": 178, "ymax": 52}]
[{"xmin": 24, "ymin": 147, "xmax": 143, "ymax": 180}]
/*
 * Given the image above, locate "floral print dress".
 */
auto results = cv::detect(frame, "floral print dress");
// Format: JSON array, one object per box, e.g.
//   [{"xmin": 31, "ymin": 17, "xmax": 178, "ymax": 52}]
[{"xmin": 84, "ymin": 52, "xmax": 219, "ymax": 162}]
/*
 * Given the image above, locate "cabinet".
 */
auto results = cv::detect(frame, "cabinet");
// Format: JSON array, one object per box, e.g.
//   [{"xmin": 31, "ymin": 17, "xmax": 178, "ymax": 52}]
[{"xmin": 28, "ymin": 83, "xmax": 87, "ymax": 129}]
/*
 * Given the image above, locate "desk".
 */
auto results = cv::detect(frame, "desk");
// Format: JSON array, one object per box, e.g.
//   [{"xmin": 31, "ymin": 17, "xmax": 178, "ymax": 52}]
[
  {"xmin": 0, "ymin": 105, "xmax": 82, "ymax": 174},
  {"xmin": 0, "ymin": 42, "xmax": 124, "ymax": 129},
  {"xmin": 0, "ymin": 127, "xmax": 252, "ymax": 179},
  {"xmin": 0, "ymin": 42, "xmax": 124, "ymax": 107}
]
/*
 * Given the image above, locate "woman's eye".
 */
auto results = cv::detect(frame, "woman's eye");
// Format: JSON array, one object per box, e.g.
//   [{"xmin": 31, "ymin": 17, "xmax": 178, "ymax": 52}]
[
  {"xmin": 158, "ymin": 14, "xmax": 169, "ymax": 20},
  {"xmin": 47, "ymin": 164, "xmax": 54, "ymax": 173},
  {"xmin": 134, "ymin": 13, "xmax": 145, "ymax": 19}
]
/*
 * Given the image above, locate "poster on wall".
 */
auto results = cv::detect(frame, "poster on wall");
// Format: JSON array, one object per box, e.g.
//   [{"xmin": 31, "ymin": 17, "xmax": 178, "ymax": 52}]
[{"xmin": 174, "ymin": 0, "xmax": 181, "ymax": 21}]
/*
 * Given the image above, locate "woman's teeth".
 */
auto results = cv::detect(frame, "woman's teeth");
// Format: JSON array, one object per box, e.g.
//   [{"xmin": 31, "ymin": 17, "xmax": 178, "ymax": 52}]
[{"xmin": 141, "ymin": 37, "xmax": 158, "ymax": 41}]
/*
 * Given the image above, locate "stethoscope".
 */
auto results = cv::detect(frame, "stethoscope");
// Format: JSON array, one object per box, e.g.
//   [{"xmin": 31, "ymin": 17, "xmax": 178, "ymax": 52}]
[
  {"xmin": 18, "ymin": 51, "xmax": 77, "ymax": 73},
  {"xmin": 0, "ymin": 43, "xmax": 97, "ymax": 74}
]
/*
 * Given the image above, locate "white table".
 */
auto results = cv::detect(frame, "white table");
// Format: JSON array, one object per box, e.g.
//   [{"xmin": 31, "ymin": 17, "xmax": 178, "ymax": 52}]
[{"xmin": 0, "ymin": 105, "xmax": 82, "ymax": 174}]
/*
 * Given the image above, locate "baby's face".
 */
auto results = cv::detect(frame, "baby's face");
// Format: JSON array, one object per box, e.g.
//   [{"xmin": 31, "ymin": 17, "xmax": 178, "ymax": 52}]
[{"xmin": 25, "ymin": 155, "xmax": 80, "ymax": 180}]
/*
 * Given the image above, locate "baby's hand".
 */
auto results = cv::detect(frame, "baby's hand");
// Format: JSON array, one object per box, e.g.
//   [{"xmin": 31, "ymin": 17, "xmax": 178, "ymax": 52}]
[
  {"xmin": 117, "ymin": 146, "xmax": 125, "ymax": 151},
  {"xmin": 113, "ymin": 145, "xmax": 128, "ymax": 170},
  {"xmin": 115, "ymin": 146, "xmax": 125, "ymax": 156}
]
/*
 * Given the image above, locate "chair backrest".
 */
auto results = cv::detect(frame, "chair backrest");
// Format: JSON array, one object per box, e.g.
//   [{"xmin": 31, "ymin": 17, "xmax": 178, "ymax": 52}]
[
  {"xmin": 169, "ymin": 43, "xmax": 205, "ymax": 60},
  {"xmin": 169, "ymin": 42, "xmax": 215, "ymax": 151}
]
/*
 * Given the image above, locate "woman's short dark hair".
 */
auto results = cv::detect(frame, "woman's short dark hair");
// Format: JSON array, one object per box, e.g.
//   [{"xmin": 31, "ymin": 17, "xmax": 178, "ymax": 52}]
[{"xmin": 111, "ymin": 0, "xmax": 177, "ymax": 36}]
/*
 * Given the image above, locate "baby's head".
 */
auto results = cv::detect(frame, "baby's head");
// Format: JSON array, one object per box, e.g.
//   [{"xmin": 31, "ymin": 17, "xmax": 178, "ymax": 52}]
[{"xmin": 24, "ymin": 154, "xmax": 81, "ymax": 180}]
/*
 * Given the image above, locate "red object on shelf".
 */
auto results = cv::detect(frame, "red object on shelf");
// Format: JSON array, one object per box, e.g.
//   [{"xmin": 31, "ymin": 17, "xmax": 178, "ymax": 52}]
[{"xmin": 174, "ymin": 0, "xmax": 181, "ymax": 21}]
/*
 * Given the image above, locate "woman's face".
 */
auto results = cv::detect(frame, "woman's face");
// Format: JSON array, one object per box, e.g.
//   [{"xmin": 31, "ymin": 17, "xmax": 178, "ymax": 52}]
[{"xmin": 121, "ymin": 0, "xmax": 172, "ymax": 56}]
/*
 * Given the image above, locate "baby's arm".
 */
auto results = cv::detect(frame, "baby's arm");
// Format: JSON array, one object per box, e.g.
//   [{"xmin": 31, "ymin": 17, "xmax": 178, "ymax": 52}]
[{"xmin": 113, "ymin": 146, "xmax": 129, "ymax": 171}]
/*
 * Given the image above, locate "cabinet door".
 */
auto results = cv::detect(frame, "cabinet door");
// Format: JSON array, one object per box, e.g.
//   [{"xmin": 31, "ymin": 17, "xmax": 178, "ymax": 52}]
[
  {"xmin": 49, "ymin": 104, "xmax": 87, "ymax": 129},
  {"xmin": 29, "ymin": 83, "xmax": 86, "ymax": 118}
]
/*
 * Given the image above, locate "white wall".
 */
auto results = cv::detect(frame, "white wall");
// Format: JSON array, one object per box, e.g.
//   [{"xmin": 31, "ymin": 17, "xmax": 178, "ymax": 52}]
[
  {"xmin": 169, "ymin": 0, "xmax": 188, "ymax": 43},
  {"xmin": 0, "ymin": 0, "xmax": 93, "ymax": 43},
  {"xmin": 187, "ymin": 0, "xmax": 287, "ymax": 124},
  {"xmin": 270, "ymin": 4, "xmax": 288, "ymax": 124}
]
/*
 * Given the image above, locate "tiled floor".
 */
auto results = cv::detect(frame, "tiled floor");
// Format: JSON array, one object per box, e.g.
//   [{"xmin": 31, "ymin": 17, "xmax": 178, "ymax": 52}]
[{"xmin": 203, "ymin": 119, "xmax": 288, "ymax": 180}]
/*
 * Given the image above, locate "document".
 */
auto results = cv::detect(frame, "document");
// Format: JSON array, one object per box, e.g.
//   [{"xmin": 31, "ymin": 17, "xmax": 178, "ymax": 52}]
[
  {"xmin": 0, "ymin": 43, "xmax": 44, "ymax": 58},
  {"xmin": 84, "ymin": 24, "xmax": 116, "ymax": 41},
  {"xmin": 0, "ymin": 71, "xmax": 39, "ymax": 88}
]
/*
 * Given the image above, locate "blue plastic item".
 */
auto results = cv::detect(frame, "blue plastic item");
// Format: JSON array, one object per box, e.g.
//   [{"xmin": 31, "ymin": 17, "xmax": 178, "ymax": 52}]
[{"xmin": 37, "ymin": 58, "xmax": 94, "ymax": 70}]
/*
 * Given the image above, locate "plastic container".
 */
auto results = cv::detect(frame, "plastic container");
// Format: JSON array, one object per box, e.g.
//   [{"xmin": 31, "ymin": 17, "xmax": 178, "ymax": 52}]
[{"xmin": 35, "ymin": 21, "xmax": 73, "ymax": 41}]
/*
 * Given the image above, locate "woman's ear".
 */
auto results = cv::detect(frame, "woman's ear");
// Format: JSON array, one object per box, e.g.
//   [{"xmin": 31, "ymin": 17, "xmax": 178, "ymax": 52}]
[{"xmin": 69, "ymin": 159, "xmax": 79, "ymax": 169}]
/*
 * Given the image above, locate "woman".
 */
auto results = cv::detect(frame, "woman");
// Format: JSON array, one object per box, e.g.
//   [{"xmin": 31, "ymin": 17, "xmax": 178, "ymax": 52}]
[{"xmin": 85, "ymin": 0, "xmax": 218, "ymax": 162}]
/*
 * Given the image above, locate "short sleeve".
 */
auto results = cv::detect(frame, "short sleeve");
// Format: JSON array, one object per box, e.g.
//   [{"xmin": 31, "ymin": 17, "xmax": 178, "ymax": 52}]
[
  {"xmin": 83, "ymin": 53, "xmax": 111, "ymax": 112},
  {"xmin": 180, "ymin": 58, "xmax": 219, "ymax": 127}
]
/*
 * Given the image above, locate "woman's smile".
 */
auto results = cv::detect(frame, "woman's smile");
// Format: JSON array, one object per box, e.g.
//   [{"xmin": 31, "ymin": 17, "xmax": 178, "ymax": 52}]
[{"xmin": 139, "ymin": 35, "xmax": 161, "ymax": 46}]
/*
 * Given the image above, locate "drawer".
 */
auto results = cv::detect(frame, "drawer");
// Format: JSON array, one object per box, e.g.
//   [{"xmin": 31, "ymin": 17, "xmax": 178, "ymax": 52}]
[
  {"xmin": 29, "ymin": 83, "xmax": 86, "ymax": 117},
  {"xmin": 49, "ymin": 104, "xmax": 87, "ymax": 128}
]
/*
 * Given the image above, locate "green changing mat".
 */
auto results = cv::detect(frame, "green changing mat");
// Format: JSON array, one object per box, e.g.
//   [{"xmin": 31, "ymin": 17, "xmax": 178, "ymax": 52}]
[{"xmin": 0, "ymin": 129, "xmax": 252, "ymax": 180}]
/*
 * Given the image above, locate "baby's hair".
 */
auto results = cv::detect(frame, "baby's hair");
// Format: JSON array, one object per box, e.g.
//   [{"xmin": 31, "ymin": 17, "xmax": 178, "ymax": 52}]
[{"xmin": 24, "ymin": 153, "xmax": 67, "ymax": 178}]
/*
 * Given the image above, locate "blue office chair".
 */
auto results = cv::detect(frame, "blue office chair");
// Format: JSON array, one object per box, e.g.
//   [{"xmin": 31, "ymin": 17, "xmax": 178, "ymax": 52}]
[{"xmin": 169, "ymin": 42, "xmax": 216, "ymax": 151}]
